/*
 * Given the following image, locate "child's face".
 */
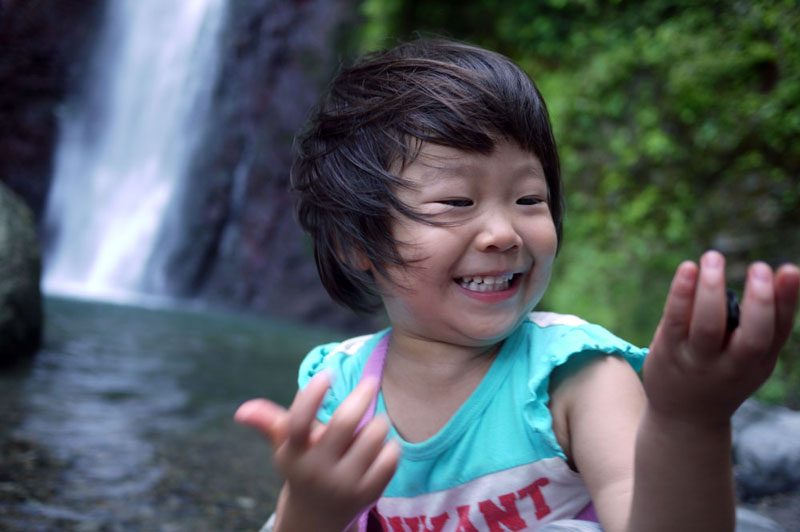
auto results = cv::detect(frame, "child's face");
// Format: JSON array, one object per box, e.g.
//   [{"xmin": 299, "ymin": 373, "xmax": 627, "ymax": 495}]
[{"xmin": 374, "ymin": 139, "xmax": 558, "ymax": 348}]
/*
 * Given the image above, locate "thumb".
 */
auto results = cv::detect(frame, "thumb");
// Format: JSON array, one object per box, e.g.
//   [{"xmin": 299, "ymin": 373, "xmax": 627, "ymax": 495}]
[{"xmin": 234, "ymin": 399, "xmax": 289, "ymax": 447}]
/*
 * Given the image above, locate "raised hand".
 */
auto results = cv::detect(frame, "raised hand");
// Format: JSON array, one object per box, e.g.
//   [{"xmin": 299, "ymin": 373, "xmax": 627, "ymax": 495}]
[
  {"xmin": 644, "ymin": 250, "xmax": 800, "ymax": 427},
  {"xmin": 235, "ymin": 372, "xmax": 401, "ymax": 532}
]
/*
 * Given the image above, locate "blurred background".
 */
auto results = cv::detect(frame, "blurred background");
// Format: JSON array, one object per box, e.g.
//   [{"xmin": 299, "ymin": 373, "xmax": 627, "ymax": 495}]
[{"xmin": 0, "ymin": 0, "xmax": 798, "ymax": 530}]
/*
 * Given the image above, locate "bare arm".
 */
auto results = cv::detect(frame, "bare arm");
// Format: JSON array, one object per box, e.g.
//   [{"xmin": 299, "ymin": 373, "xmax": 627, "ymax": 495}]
[
  {"xmin": 627, "ymin": 254, "xmax": 798, "ymax": 532},
  {"xmin": 551, "ymin": 354, "xmax": 644, "ymax": 532}
]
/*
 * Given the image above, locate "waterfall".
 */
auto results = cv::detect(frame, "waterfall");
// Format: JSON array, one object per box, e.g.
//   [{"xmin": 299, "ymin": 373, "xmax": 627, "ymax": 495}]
[{"xmin": 43, "ymin": 0, "xmax": 226, "ymax": 302}]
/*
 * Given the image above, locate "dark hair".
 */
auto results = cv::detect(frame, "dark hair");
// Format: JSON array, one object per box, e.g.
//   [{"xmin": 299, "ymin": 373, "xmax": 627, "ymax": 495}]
[{"xmin": 292, "ymin": 38, "xmax": 563, "ymax": 313}]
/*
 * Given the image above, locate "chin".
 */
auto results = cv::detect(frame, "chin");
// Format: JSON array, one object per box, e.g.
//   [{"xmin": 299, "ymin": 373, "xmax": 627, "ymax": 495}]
[{"xmin": 456, "ymin": 320, "xmax": 523, "ymax": 346}]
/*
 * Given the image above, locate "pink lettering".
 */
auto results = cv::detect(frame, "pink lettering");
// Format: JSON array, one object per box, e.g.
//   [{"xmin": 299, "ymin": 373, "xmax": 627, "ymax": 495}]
[
  {"xmin": 517, "ymin": 477, "xmax": 552, "ymax": 519},
  {"xmin": 375, "ymin": 476, "xmax": 553, "ymax": 530},
  {"xmin": 454, "ymin": 505, "xmax": 480, "ymax": 532},
  {"xmin": 403, "ymin": 513, "xmax": 450, "ymax": 532},
  {"xmin": 478, "ymin": 492, "xmax": 527, "ymax": 532},
  {"xmin": 403, "ymin": 517, "xmax": 419, "ymax": 532},
  {"xmin": 387, "ymin": 516, "xmax": 406, "ymax": 532}
]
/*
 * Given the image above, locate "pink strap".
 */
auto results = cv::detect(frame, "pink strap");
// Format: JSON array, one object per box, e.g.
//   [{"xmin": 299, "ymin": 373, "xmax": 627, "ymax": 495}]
[
  {"xmin": 353, "ymin": 334, "xmax": 390, "ymax": 532},
  {"xmin": 355, "ymin": 333, "xmax": 390, "ymax": 433},
  {"xmin": 575, "ymin": 501, "xmax": 599, "ymax": 522}
]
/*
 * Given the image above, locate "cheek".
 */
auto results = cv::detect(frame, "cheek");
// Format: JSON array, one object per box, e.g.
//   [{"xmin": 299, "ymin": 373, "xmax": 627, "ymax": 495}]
[
  {"xmin": 394, "ymin": 225, "xmax": 459, "ymax": 270},
  {"xmin": 545, "ymin": 232, "xmax": 559, "ymax": 257},
  {"xmin": 372, "ymin": 260, "xmax": 434, "ymax": 305},
  {"xmin": 528, "ymin": 220, "xmax": 559, "ymax": 256}
]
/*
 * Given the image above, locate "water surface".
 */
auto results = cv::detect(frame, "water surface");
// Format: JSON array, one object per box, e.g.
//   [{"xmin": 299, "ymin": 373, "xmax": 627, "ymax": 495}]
[{"xmin": 0, "ymin": 297, "xmax": 339, "ymax": 531}]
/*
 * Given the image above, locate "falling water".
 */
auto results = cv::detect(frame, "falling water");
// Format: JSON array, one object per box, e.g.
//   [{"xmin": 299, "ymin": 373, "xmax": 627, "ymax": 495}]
[{"xmin": 43, "ymin": 0, "xmax": 226, "ymax": 302}]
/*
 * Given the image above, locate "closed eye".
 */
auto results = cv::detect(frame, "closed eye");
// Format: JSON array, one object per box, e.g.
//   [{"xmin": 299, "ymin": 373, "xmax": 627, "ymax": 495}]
[
  {"xmin": 437, "ymin": 199, "xmax": 474, "ymax": 207},
  {"xmin": 516, "ymin": 197, "xmax": 543, "ymax": 206}
]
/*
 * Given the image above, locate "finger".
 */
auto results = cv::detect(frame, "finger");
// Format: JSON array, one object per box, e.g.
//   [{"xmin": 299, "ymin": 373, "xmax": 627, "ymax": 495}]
[
  {"xmin": 287, "ymin": 371, "xmax": 332, "ymax": 449},
  {"xmin": 770, "ymin": 263, "xmax": 800, "ymax": 355},
  {"xmin": 234, "ymin": 399, "xmax": 289, "ymax": 447},
  {"xmin": 356, "ymin": 437, "xmax": 401, "ymax": 502},
  {"xmin": 320, "ymin": 376, "xmax": 379, "ymax": 455},
  {"xmin": 656, "ymin": 260, "xmax": 698, "ymax": 346},
  {"xmin": 729, "ymin": 263, "xmax": 775, "ymax": 361},
  {"xmin": 309, "ymin": 420, "xmax": 327, "ymax": 446},
  {"xmin": 338, "ymin": 414, "xmax": 391, "ymax": 476},
  {"xmin": 688, "ymin": 251, "xmax": 728, "ymax": 356}
]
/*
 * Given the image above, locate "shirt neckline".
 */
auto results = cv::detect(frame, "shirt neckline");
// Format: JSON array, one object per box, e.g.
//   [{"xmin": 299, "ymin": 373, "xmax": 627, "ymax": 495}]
[{"xmin": 376, "ymin": 326, "xmax": 524, "ymax": 460}]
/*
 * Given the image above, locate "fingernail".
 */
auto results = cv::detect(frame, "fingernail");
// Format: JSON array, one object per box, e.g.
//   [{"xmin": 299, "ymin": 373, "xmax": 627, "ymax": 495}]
[
  {"xmin": 751, "ymin": 262, "xmax": 770, "ymax": 282},
  {"xmin": 703, "ymin": 251, "xmax": 723, "ymax": 269},
  {"xmin": 311, "ymin": 369, "xmax": 334, "ymax": 385},
  {"xmin": 678, "ymin": 261, "xmax": 697, "ymax": 281},
  {"xmin": 361, "ymin": 375, "xmax": 379, "ymax": 388},
  {"xmin": 388, "ymin": 436, "xmax": 403, "ymax": 454},
  {"xmin": 234, "ymin": 400, "xmax": 256, "ymax": 422}
]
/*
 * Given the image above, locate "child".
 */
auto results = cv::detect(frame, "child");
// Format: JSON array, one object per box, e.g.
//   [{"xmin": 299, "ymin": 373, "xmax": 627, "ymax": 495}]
[{"xmin": 235, "ymin": 38, "xmax": 800, "ymax": 532}]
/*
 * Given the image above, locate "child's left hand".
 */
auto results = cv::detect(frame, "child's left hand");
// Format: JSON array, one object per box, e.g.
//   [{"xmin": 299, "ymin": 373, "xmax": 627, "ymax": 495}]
[{"xmin": 644, "ymin": 250, "xmax": 799, "ymax": 428}]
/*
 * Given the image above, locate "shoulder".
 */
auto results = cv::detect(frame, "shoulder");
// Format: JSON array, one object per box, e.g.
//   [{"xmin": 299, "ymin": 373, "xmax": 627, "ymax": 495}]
[
  {"xmin": 511, "ymin": 312, "xmax": 646, "ymax": 456},
  {"xmin": 516, "ymin": 311, "xmax": 648, "ymax": 373},
  {"xmin": 297, "ymin": 329, "xmax": 389, "ymax": 422},
  {"xmin": 550, "ymin": 355, "xmax": 645, "ymax": 449},
  {"xmin": 539, "ymin": 312, "xmax": 647, "ymax": 474},
  {"xmin": 298, "ymin": 331, "xmax": 387, "ymax": 385},
  {"xmin": 550, "ymin": 353, "xmax": 645, "ymax": 526},
  {"xmin": 526, "ymin": 311, "xmax": 589, "ymax": 328}
]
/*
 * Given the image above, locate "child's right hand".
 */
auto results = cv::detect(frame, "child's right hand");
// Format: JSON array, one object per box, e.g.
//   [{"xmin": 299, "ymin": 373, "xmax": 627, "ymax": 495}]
[{"xmin": 235, "ymin": 372, "xmax": 401, "ymax": 532}]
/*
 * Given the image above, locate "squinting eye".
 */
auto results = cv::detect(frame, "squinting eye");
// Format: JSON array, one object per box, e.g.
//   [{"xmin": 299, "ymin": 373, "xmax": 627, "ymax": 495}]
[
  {"xmin": 517, "ymin": 197, "xmax": 543, "ymax": 206},
  {"xmin": 438, "ymin": 199, "xmax": 473, "ymax": 207}
]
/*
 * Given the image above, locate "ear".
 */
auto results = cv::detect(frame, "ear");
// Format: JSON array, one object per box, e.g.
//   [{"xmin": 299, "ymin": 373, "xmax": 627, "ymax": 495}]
[
  {"xmin": 353, "ymin": 249, "xmax": 372, "ymax": 271},
  {"xmin": 338, "ymin": 245, "xmax": 372, "ymax": 271}
]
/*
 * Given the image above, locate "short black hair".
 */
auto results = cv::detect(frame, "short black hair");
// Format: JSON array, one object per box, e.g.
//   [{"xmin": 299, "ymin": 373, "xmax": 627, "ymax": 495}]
[{"xmin": 292, "ymin": 38, "xmax": 563, "ymax": 313}]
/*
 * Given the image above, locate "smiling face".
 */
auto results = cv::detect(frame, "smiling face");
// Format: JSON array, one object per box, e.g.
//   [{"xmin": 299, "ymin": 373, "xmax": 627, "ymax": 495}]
[{"xmin": 374, "ymin": 139, "xmax": 558, "ymax": 348}]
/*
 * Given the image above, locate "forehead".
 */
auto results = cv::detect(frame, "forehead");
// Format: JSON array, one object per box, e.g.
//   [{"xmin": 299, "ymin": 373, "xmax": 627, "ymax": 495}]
[{"xmin": 399, "ymin": 140, "xmax": 546, "ymax": 184}]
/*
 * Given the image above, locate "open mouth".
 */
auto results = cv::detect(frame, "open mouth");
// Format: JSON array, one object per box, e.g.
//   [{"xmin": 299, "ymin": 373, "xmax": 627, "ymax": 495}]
[{"xmin": 456, "ymin": 273, "xmax": 518, "ymax": 292}]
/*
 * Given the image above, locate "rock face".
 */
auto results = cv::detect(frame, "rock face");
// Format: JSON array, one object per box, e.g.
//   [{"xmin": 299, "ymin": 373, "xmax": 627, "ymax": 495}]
[
  {"xmin": 0, "ymin": 0, "xmax": 383, "ymax": 331},
  {"xmin": 0, "ymin": 182, "xmax": 43, "ymax": 365},
  {"xmin": 153, "ymin": 0, "xmax": 381, "ymax": 331},
  {"xmin": 0, "ymin": 0, "xmax": 104, "ymax": 219}
]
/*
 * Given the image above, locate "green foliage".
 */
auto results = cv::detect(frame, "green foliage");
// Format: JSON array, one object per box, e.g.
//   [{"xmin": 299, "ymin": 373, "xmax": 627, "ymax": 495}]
[{"xmin": 357, "ymin": 0, "xmax": 800, "ymax": 405}]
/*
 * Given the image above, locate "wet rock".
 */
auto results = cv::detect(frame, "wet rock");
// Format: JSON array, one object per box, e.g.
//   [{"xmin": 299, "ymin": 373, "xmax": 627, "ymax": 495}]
[
  {"xmin": 0, "ymin": 182, "xmax": 43, "ymax": 365},
  {"xmin": 739, "ymin": 491, "xmax": 800, "ymax": 532},
  {"xmin": 733, "ymin": 399, "xmax": 800, "ymax": 499},
  {"xmin": 735, "ymin": 507, "xmax": 786, "ymax": 532},
  {"xmin": 0, "ymin": 433, "xmax": 64, "ymax": 512}
]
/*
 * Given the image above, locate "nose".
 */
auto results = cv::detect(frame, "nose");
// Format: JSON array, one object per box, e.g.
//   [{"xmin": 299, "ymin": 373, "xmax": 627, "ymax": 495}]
[{"xmin": 474, "ymin": 211, "xmax": 522, "ymax": 252}]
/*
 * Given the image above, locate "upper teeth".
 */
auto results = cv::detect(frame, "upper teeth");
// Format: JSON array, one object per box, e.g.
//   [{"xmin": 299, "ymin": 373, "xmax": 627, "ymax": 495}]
[{"xmin": 460, "ymin": 274, "xmax": 514, "ymax": 284}]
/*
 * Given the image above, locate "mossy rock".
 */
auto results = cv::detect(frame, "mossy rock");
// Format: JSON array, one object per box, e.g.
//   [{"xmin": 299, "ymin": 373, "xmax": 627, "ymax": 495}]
[{"xmin": 0, "ymin": 182, "xmax": 43, "ymax": 366}]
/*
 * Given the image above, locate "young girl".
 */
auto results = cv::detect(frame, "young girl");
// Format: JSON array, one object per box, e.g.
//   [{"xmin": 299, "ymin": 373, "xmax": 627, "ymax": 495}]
[{"xmin": 234, "ymin": 39, "xmax": 800, "ymax": 532}]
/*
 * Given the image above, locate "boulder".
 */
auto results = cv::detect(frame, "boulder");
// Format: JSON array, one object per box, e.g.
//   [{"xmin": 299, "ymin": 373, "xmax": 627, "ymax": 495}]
[
  {"xmin": 735, "ymin": 507, "xmax": 786, "ymax": 532},
  {"xmin": 733, "ymin": 399, "xmax": 800, "ymax": 499},
  {"xmin": 0, "ymin": 182, "xmax": 42, "ymax": 366}
]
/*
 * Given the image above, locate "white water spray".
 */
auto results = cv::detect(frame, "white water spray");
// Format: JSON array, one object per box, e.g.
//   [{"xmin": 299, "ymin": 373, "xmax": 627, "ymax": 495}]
[{"xmin": 43, "ymin": 0, "xmax": 226, "ymax": 302}]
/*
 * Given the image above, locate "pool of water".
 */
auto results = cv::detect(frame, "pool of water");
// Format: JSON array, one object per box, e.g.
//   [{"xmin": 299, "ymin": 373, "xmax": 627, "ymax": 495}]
[{"xmin": 0, "ymin": 296, "xmax": 341, "ymax": 531}]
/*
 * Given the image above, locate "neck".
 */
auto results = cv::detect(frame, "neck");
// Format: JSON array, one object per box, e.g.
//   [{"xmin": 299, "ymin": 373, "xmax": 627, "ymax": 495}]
[
  {"xmin": 380, "ymin": 332, "xmax": 502, "ymax": 443},
  {"xmin": 385, "ymin": 333, "xmax": 500, "ymax": 385}
]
